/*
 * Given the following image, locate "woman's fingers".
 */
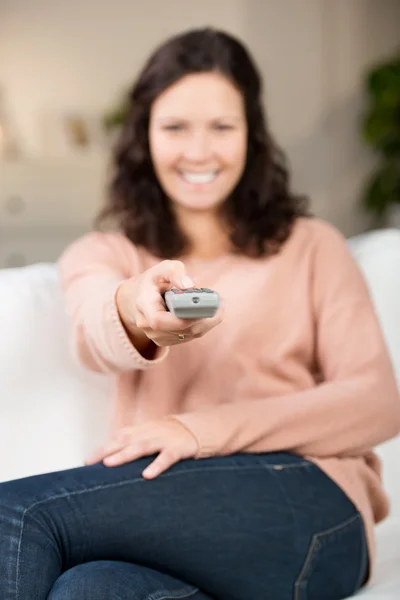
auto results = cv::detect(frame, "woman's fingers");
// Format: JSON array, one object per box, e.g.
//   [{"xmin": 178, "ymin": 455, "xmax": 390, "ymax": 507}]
[
  {"xmin": 150, "ymin": 260, "xmax": 194, "ymax": 290},
  {"xmin": 131, "ymin": 260, "xmax": 224, "ymax": 344},
  {"xmin": 142, "ymin": 449, "xmax": 180, "ymax": 479},
  {"xmin": 141, "ymin": 309, "xmax": 201, "ymax": 332},
  {"xmin": 183, "ymin": 304, "xmax": 225, "ymax": 337},
  {"xmin": 103, "ymin": 442, "xmax": 157, "ymax": 466},
  {"xmin": 136, "ymin": 293, "xmax": 202, "ymax": 332},
  {"xmin": 85, "ymin": 446, "xmax": 109, "ymax": 465},
  {"xmin": 135, "ymin": 279, "xmax": 200, "ymax": 328},
  {"xmin": 86, "ymin": 420, "xmax": 198, "ymax": 476}
]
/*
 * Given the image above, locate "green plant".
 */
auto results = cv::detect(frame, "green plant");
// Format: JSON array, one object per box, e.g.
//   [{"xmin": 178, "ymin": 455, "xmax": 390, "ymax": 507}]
[
  {"xmin": 361, "ymin": 49, "xmax": 400, "ymax": 217},
  {"xmin": 102, "ymin": 90, "xmax": 130, "ymax": 132}
]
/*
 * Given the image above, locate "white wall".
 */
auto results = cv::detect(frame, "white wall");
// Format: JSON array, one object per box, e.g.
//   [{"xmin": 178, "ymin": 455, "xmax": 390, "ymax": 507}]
[
  {"xmin": 245, "ymin": 0, "xmax": 400, "ymax": 235},
  {"xmin": 0, "ymin": 0, "xmax": 245, "ymax": 156},
  {"xmin": 1, "ymin": 0, "xmax": 400, "ymax": 236}
]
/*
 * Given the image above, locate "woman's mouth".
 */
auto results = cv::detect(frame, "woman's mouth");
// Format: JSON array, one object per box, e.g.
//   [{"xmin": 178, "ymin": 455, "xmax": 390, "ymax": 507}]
[{"xmin": 179, "ymin": 170, "xmax": 219, "ymax": 185}]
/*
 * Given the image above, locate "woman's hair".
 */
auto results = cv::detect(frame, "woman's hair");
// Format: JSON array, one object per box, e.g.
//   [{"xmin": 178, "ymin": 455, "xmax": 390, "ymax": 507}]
[{"xmin": 96, "ymin": 27, "xmax": 311, "ymax": 258}]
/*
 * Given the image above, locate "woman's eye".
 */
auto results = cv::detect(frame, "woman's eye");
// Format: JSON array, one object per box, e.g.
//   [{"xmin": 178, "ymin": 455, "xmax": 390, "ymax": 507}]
[
  {"xmin": 163, "ymin": 124, "xmax": 184, "ymax": 132},
  {"xmin": 214, "ymin": 124, "xmax": 233, "ymax": 131}
]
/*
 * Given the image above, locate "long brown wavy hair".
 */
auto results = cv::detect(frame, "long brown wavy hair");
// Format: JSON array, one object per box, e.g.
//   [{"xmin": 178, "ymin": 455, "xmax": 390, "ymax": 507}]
[{"xmin": 96, "ymin": 27, "xmax": 311, "ymax": 258}]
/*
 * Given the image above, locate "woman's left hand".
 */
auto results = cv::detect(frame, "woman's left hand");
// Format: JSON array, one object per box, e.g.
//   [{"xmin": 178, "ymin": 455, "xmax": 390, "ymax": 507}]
[{"xmin": 85, "ymin": 418, "xmax": 199, "ymax": 479}]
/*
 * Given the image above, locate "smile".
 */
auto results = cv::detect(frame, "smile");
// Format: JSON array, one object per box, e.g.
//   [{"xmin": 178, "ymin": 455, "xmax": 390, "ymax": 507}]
[{"xmin": 179, "ymin": 171, "xmax": 218, "ymax": 184}]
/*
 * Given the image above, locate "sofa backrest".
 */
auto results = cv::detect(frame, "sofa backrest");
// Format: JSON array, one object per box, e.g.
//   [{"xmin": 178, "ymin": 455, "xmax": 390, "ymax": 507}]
[{"xmin": 349, "ymin": 229, "xmax": 400, "ymax": 517}]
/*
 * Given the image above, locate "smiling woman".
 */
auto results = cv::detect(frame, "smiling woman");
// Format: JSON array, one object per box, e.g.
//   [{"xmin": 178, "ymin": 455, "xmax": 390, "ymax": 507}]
[
  {"xmin": 96, "ymin": 27, "xmax": 309, "ymax": 261},
  {"xmin": 0, "ymin": 26, "xmax": 399, "ymax": 600}
]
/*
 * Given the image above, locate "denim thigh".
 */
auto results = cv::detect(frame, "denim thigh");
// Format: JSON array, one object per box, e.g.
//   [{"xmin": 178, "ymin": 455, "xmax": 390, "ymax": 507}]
[{"xmin": 0, "ymin": 452, "xmax": 368, "ymax": 600}]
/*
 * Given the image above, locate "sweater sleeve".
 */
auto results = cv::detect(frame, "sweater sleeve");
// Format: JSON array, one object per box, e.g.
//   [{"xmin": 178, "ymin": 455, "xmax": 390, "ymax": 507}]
[
  {"xmin": 174, "ymin": 225, "xmax": 400, "ymax": 459},
  {"xmin": 58, "ymin": 232, "xmax": 168, "ymax": 374}
]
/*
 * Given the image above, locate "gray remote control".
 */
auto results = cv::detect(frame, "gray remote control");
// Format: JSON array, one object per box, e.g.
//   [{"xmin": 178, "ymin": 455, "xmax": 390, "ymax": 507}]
[{"xmin": 163, "ymin": 288, "xmax": 220, "ymax": 319}]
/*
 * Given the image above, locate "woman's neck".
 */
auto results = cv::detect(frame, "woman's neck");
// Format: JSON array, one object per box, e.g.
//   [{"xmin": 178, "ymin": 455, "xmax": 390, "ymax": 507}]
[{"xmin": 176, "ymin": 210, "xmax": 233, "ymax": 261}]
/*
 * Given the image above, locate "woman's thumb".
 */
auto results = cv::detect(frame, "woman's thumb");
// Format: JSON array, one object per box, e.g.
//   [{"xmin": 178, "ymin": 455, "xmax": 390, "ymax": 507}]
[
  {"xmin": 151, "ymin": 260, "xmax": 195, "ymax": 289},
  {"xmin": 181, "ymin": 274, "xmax": 195, "ymax": 288}
]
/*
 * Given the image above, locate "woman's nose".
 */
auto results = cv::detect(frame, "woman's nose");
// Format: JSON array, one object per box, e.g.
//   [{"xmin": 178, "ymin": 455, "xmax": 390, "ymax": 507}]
[{"xmin": 183, "ymin": 131, "xmax": 212, "ymax": 162}]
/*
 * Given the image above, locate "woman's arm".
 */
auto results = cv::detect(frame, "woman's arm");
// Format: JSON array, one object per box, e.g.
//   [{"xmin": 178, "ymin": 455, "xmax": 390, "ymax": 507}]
[
  {"xmin": 173, "ymin": 224, "xmax": 400, "ymax": 459},
  {"xmin": 58, "ymin": 232, "xmax": 168, "ymax": 374}
]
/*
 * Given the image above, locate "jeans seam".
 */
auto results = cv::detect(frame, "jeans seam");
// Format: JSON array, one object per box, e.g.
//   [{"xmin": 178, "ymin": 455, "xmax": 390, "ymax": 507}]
[
  {"xmin": 147, "ymin": 587, "xmax": 200, "ymax": 600},
  {"xmin": 18, "ymin": 463, "xmax": 295, "ymax": 515},
  {"xmin": 294, "ymin": 513, "xmax": 361, "ymax": 600},
  {"xmin": 353, "ymin": 516, "xmax": 368, "ymax": 593},
  {"xmin": 16, "ymin": 463, "xmax": 313, "ymax": 539}
]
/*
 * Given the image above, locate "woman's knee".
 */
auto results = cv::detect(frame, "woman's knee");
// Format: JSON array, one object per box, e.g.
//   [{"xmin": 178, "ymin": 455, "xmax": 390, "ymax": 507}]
[
  {"xmin": 48, "ymin": 562, "xmax": 120, "ymax": 600},
  {"xmin": 0, "ymin": 478, "xmax": 56, "ymax": 542},
  {"xmin": 0, "ymin": 473, "xmax": 52, "ymax": 514},
  {"xmin": 0, "ymin": 479, "xmax": 33, "ymax": 540},
  {"xmin": 48, "ymin": 561, "xmax": 202, "ymax": 600}
]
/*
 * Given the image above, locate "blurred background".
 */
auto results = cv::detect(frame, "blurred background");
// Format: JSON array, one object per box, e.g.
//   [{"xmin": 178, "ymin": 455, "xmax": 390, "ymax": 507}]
[{"xmin": 0, "ymin": 0, "xmax": 399, "ymax": 268}]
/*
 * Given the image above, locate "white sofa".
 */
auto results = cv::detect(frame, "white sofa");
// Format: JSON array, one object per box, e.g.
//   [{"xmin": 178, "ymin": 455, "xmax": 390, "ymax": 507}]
[{"xmin": 0, "ymin": 229, "xmax": 399, "ymax": 599}]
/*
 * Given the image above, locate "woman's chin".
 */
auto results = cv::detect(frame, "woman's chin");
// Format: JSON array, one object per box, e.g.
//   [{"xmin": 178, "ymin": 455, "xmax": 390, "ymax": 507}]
[{"xmin": 176, "ymin": 201, "xmax": 223, "ymax": 214}]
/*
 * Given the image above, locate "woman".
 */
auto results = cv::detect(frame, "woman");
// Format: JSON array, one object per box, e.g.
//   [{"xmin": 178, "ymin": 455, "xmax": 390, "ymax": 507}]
[{"xmin": 0, "ymin": 27, "xmax": 399, "ymax": 600}]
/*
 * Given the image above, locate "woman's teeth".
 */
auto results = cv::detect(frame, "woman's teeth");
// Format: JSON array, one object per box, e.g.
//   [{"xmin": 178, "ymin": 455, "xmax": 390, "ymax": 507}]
[{"xmin": 180, "ymin": 171, "xmax": 218, "ymax": 184}]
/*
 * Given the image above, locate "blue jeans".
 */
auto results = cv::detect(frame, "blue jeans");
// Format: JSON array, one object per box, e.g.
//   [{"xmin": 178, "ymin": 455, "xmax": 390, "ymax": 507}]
[{"xmin": 0, "ymin": 453, "xmax": 368, "ymax": 600}]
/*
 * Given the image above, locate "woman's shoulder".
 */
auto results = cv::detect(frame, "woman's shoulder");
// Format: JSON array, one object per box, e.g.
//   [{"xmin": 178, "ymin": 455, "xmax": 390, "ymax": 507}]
[
  {"xmin": 58, "ymin": 230, "xmax": 159, "ymax": 276},
  {"xmin": 291, "ymin": 217, "xmax": 347, "ymax": 244},
  {"xmin": 273, "ymin": 217, "xmax": 358, "ymax": 279},
  {"xmin": 287, "ymin": 217, "xmax": 350, "ymax": 258},
  {"xmin": 287, "ymin": 217, "xmax": 366, "ymax": 293}
]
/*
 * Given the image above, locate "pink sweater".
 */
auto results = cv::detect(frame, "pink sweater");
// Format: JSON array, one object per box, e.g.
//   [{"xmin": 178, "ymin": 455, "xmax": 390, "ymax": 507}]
[{"xmin": 59, "ymin": 217, "xmax": 400, "ymax": 571}]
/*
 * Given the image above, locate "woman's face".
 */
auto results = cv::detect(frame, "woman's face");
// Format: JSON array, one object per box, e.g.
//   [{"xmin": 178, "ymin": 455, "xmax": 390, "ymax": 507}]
[{"xmin": 149, "ymin": 72, "xmax": 247, "ymax": 214}]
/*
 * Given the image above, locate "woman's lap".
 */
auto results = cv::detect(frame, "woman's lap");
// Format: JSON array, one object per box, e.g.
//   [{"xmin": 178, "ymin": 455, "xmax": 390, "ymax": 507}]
[{"xmin": 0, "ymin": 452, "xmax": 368, "ymax": 600}]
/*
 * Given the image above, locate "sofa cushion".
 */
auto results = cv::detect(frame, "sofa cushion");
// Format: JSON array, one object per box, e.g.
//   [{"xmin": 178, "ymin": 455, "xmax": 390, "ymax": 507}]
[
  {"xmin": 0, "ymin": 263, "xmax": 112, "ymax": 482},
  {"xmin": 348, "ymin": 229, "xmax": 400, "ymax": 520}
]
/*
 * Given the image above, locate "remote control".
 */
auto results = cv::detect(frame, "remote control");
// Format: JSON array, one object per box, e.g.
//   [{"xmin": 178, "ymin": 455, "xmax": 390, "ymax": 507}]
[{"xmin": 163, "ymin": 288, "xmax": 220, "ymax": 319}]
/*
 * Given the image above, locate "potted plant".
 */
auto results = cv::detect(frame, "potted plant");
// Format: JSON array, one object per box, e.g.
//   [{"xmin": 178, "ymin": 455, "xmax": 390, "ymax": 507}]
[
  {"xmin": 361, "ymin": 49, "xmax": 400, "ymax": 226},
  {"xmin": 102, "ymin": 90, "xmax": 130, "ymax": 142}
]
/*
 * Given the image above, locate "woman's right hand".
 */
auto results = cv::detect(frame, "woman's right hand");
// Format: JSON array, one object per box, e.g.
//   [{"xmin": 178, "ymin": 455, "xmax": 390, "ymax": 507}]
[{"xmin": 116, "ymin": 260, "xmax": 223, "ymax": 351}]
